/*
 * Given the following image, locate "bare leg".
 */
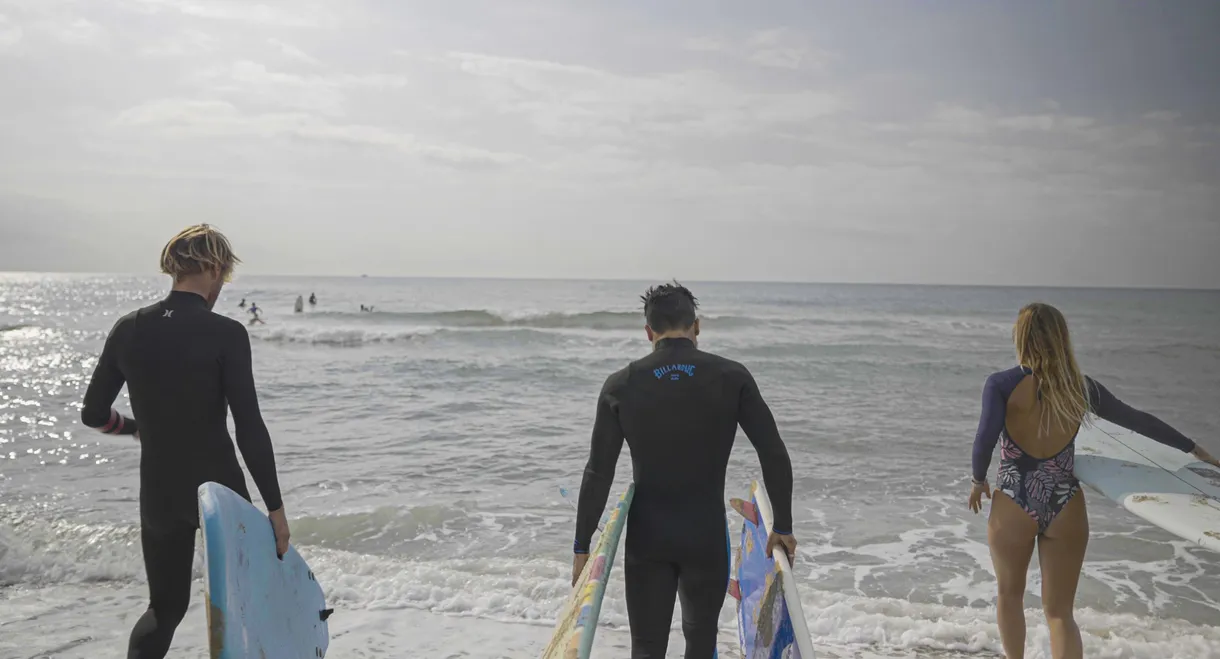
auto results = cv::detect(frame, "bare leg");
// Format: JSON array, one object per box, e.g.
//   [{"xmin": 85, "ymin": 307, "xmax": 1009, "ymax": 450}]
[
  {"xmin": 988, "ymin": 492, "xmax": 1038, "ymax": 659},
  {"xmin": 1038, "ymin": 491, "xmax": 1088, "ymax": 659}
]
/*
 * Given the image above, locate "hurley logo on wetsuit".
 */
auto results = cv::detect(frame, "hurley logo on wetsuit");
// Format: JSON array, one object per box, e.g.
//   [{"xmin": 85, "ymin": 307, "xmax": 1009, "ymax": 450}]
[
  {"xmin": 163, "ymin": 310, "xmax": 173, "ymax": 318},
  {"xmin": 653, "ymin": 364, "xmax": 696, "ymax": 381}
]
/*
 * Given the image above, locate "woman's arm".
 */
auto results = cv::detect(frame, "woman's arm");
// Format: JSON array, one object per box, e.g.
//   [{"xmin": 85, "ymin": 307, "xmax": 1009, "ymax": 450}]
[
  {"xmin": 972, "ymin": 366, "xmax": 1029, "ymax": 482},
  {"xmin": 1086, "ymin": 377, "xmax": 1195, "ymax": 452},
  {"xmin": 971, "ymin": 373, "xmax": 1010, "ymax": 483}
]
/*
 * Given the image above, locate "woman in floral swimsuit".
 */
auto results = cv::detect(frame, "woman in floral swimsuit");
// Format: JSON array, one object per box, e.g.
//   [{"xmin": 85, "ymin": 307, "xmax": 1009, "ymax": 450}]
[{"xmin": 968, "ymin": 303, "xmax": 1218, "ymax": 659}]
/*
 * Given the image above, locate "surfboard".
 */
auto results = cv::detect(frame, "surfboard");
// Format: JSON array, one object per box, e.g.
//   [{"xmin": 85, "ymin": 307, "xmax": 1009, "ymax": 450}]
[
  {"xmin": 541, "ymin": 483, "xmax": 635, "ymax": 659},
  {"xmin": 729, "ymin": 480, "xmax": 816, "ymax": 659},
  {"xmin": 1074, "ymin": 419, "xmax": 1220, "ymax": 553},
  {"xmin": 198, "ymin": 482, "xmax": 332, "ymax": 659}
]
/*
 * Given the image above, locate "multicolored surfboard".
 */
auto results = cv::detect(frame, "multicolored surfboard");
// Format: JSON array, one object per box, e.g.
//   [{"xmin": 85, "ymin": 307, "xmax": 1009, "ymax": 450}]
[
  {"xmin": 729, "ymin": 480, "xmax": 815, "ymax": 659},
  {"xmin": 541, "ymin": 483, "xmax": 635, "ymax": 659}
]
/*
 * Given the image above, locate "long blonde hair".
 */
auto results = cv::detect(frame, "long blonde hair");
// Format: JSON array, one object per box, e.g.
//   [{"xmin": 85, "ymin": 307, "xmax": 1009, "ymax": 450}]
[
  {"xmin": 159, "ymin": 224, "xmax": 240, "ymax": 282},
  {"xmin": 1013, "ymin": 302, "xmax": 1091, "ymax": 435}
]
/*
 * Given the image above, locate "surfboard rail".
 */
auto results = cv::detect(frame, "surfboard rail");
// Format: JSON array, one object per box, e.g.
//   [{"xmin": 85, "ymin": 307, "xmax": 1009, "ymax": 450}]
[
  {"xmin": 541, "ymin": 482, "xmax": 635, "ymax": 659},
  {"xmin": 752, "ymin": 481, "xmax": 816, "ymax": 656}
]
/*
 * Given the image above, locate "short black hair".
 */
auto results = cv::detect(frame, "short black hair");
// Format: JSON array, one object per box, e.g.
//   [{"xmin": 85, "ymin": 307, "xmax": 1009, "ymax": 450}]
[{"xmin": 641, "ymin": 280, "xmax": 698, "ymax": 333}]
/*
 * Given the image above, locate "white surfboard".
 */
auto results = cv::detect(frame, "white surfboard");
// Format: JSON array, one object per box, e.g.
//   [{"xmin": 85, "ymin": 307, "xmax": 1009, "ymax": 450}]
[{"xmin": 1074, "ymin": 419, "xmax": 1220, "ymax": 552}]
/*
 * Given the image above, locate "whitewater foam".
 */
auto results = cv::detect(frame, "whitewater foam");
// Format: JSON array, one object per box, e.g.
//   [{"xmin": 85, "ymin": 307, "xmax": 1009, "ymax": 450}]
[{"xmin": 4, "ymin": 498, "xmax": 1219, "ymax": 658}]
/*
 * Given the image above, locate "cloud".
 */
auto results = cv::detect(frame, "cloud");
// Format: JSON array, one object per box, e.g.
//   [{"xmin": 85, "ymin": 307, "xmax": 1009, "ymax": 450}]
[
  {"xmin": 120, "ymin": 0, "xmax": 331, "ymax": 28},
  {"xmin": 682, "ymin": 36, "xmax": 725, "ymax": 53},
  {"xmin": 112, "ymin": 98, "xmax": 522, "ymax": 168},
  {"xmin": 139, "ymin": 28, "xmax": 214, "ymax": 57},
  {"xmin": 0, "ymin": 0, "xmax": 1216, "ymax": 286},
  {"xmin": 744, "ymin": 28, "xmax": 834, "ymax": 71},
  {"xmin": 747, "ymin": 47, "xmax": 806, "ymax": 70},
  {"xmin": 995, "ymin": 113, "xmax": 1096, "ymax": 132},
  {"xmin": 0, "ymin": 7, "xmax": 105, "ymax": 50},
  {"xmin": 267, "ymin": 38, "xmax": 317, "ymax": 65},
  {"xmin": 683, "ymin": 28, "xmax": 834, "ymax": 72},
  {"xmin": 1144, "ymin": 110, "xmax": 1181, "ymax": 123},
  {"xmin": 441, "ymin": 51, "xmax": 845, "ymax": 145},
  {"xmin": 0, "ymin": 14, "xmax": 24, "ymax": 48},
  {"xmin": 188, "ymin": 60, "xmax": 407, "ymax": 115},
  {"xmin": 44, "ymin": 17, "xmax": 105, "ymax": 45}
]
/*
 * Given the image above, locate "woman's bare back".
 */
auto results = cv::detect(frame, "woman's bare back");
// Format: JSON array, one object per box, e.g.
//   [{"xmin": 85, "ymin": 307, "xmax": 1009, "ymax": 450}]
[{"xmin": 1003, "ymin": 374, "xmax": 1082, "ymax": 459}]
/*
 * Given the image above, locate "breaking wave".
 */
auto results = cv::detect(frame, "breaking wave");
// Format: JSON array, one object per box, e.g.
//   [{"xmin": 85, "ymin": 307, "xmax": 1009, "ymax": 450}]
[{"xmin": 308, "ymin": 309, "xmax": 755, "ymax": 330}]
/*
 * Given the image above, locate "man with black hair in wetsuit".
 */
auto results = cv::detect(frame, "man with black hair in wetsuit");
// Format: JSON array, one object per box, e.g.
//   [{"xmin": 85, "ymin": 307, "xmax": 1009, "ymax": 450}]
[
  {"xmin": 80, "ymin": 224, "xmax": 290, "ymax": 659},
  {"xmin": 572, "ymin": 281, "xmax": 798, "ymax": 658}
]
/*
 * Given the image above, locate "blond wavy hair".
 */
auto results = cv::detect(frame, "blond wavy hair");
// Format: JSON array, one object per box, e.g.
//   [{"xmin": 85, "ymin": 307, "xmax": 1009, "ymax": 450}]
[
  {"xmin": 1013, "ymin": 302, "xmax": 1091, "ymax": 435},
  {"xmin": 159, "ymin": 224, "xmax": 240, "ymax": 282}
]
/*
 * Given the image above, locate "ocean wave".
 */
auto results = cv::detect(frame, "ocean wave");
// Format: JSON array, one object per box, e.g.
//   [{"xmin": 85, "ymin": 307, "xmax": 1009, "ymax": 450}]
[
  {"xmin": 251, "ymin": 326, "xmax": 436, "ymax": 346},
  {"xmin": 249, "ymin": 326, "xmax": 612, "ymax": 347},
  {"xmin": 0, "ymin": 507, "xmax": 145, "ymax": 587},
  {"xmin": 307, "ymin": 309, "xmax": 756, "ymax": 331}
]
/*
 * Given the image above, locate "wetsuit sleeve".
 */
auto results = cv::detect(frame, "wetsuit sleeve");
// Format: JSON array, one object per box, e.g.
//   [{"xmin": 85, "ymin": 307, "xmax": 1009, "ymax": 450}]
[
  {"xmin": 81, "ymin": 319, "xmax": 138, "ymax": 436},
  {"xmin": 970, "ymin": 373, "xmax": 1010, "ymax": 483},
  {"xmin": 1087, "ymin": 377, "xmax": 1196, "ymax": 452},
  {"xmin": 222, "ymin": 324, "xmax": 284, "ymax": 511},
  {"xmin": 573, "ymin": 371, "xmax": 627, "ymax": 554},
  {"xmin": 736, "ymin": 366, "xmax": 794, "ymax": 535}
]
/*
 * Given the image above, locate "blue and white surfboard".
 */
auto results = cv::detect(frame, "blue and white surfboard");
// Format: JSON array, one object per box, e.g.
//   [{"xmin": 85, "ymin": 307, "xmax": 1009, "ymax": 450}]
[{"xmin": 198, "ymin": 482, "xmax": 332, "ymax": 659}]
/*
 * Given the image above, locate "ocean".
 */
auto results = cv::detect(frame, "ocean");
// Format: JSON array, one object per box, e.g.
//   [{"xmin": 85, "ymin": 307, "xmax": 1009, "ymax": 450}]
[{"xmin": 1, "ymin": 273, "xmax": 1218, "ymax": 658}]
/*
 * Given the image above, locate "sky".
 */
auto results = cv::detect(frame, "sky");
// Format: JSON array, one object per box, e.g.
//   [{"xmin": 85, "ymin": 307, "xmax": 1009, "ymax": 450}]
[{"xmin": 0, "ymin": 0, "xmax": 1218, "ymax": 288}]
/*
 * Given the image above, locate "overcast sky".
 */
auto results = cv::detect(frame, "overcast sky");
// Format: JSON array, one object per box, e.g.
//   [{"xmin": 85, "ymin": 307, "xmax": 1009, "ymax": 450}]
[{"xmin": 1, "ymin": 0, "xmax": 1218, "ymax": 287}]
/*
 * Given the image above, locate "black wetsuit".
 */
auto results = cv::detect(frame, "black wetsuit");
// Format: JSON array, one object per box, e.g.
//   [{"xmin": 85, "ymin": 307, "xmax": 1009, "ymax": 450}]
[
  {"xmin": 81, "ymin": 290, "xmax": 282, "ymax": 659},
  {"xmin": 574, "ymin": 337, "xmax": 794, "ymax": 659}
]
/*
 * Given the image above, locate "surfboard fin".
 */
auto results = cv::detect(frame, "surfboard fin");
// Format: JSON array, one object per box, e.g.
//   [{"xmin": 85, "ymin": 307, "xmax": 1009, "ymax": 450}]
[
  {"xmin": 320, "ymin": 608, "xmax": 334, "ymax": 621},
  {"xmin": 729, "ymin": 498, "xmax": 758, "ymax": 525}
]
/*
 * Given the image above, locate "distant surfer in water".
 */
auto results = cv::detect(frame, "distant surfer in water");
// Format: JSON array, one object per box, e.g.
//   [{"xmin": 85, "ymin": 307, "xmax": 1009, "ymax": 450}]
[
  {"xmin": 572, "ymin": 281, "xmax": 797, "ymax": 659},
  {"xmin": 309, "ymin": 292, "xmax": 316, "ymax": 306},
  {"xmin": 79, "ymin": 224, "xmax": 291, "ymax": 659},
  {"xmin": 969, "ymin": 302, "xmax": 1218, "ymax": 659},
  {"xmin": 294, "ymin": 295, "xmax": 304, "ymax": 313},
  {"xmin": 248, "ymin": 302, "xmax": 264, "ymax": 325}
]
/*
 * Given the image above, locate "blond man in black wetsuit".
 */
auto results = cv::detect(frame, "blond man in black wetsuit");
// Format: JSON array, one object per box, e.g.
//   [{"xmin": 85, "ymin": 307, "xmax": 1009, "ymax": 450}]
[
  {"xmin": 572, "ymin": 281, "xmax": 798, "ymax": 659},
  {"xmin": 81, "ymin": 224, "xmax": 290, "ymax": 659}
]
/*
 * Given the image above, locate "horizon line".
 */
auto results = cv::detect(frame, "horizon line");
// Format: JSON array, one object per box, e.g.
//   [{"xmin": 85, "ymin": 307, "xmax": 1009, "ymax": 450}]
[{"xmin": 2, "ymin": 270, "xmax": 1217, "ymax": 292}]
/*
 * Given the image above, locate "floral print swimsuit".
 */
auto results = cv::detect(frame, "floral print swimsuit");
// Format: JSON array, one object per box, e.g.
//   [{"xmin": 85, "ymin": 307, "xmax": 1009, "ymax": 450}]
[
  {"xmin": 997, "ymin": 422, "xmax": 1081, "ymax": 534},
  {"xmin": 971, "ymin": 365, "xmax": 1197, "ymax": 536}
]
